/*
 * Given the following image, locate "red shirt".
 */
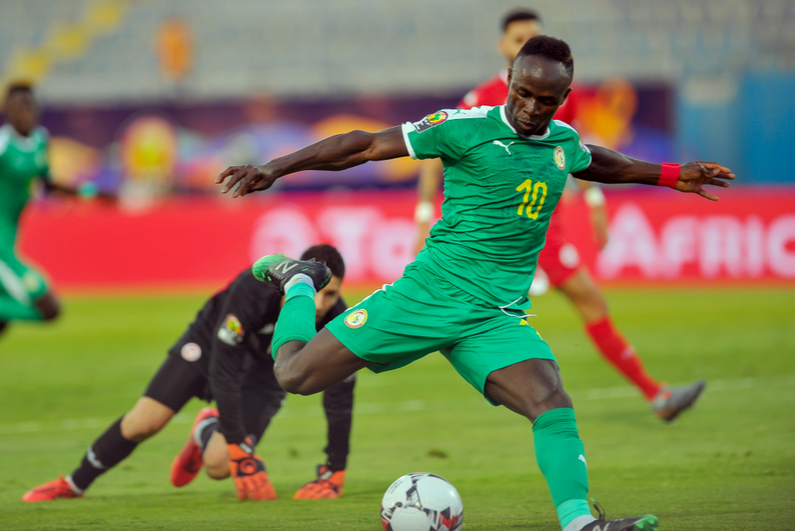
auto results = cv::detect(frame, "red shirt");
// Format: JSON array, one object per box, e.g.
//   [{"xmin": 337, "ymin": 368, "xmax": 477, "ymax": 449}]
[{"xmin": 457, "ymin": 70, "xmax": 579, "ymax": 126}]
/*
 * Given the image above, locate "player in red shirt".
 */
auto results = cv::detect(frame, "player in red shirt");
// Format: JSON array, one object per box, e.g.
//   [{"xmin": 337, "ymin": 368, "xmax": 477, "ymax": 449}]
[{"xmin": 414, "ymin": 9, "xmax": 704, "ymax": 422}]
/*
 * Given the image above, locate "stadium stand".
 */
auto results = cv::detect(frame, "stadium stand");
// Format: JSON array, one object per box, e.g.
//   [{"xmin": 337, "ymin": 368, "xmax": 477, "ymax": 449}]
[{"xmin": 1, "ymin": 0, "xmax": 793, "ymax": 103}]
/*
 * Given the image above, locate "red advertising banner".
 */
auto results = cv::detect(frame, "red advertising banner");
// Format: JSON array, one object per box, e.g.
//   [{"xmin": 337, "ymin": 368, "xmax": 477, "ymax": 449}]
[{"xmin": 18, "ymin": 188, "xmax": 795, "ymax": 291}]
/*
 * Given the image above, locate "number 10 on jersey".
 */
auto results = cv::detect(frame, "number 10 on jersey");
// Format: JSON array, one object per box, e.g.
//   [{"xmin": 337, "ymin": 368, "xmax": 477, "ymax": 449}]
[{"xmin": 516, "ymin": 179, "xmax": 548, "ymax": 219}]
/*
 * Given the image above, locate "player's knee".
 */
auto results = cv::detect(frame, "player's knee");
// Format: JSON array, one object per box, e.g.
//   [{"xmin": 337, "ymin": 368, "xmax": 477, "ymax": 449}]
[
  {"xmin": 521, "ymin": 388, "xmax": 573, "ymax": 422},
  {"xmin": 120, "ymin": 412, "xmax": 167, "ymax": 442},
  {"xmin": 571, "ymin": 289, "xmax": 607, "ymax": 322},
  {"xmin": 203, "ymin": 450, "xmax": 230, "ymax": 479},
  {"xmin": 273, "ymin": 363, "xmax": 312, "ymax": 395},
  {"xmin": 276, "ymin": 372, "xmax": 311, "ymax": 395}
]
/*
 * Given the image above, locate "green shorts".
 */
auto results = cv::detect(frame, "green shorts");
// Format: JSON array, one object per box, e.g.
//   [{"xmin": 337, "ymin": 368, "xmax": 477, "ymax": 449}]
[
  {"xmin": 0, "ymin": 246, "xmax": 49, "ymax": 304},
  {"xmin": 326, "ymin": 262, "xmax": 555, "ymax": 404}
]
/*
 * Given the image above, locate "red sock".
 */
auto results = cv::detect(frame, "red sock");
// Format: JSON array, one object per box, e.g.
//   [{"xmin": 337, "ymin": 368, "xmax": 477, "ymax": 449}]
[{"xmin": 584, "ymin": 317, "xmax": 662, "ymax": 400}]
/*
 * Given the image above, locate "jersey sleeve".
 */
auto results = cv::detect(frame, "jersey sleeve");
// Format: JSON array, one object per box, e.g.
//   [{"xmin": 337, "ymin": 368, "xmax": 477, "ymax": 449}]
[
  {"xmin": 554, "ymin": 121, "xmax": 592, "ymax": 173},
  {"xmin": 569, "ymin": 138, "xmax": 592, "ymax": 173},
  {"xmin": 400, "ymin": 109, "xmax": 471, "ymax": 161}
]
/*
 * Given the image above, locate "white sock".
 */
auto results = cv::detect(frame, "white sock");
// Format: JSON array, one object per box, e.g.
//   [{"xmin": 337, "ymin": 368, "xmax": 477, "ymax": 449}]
[
  {"xmin": 193, "ymin": 416, "xmax": 219, "ymax": 447},
  {"xmin": 64, "ymin": 475, "xmax": 84, "ymax": 495},
  {"xmin": 284, "ymin": 273, "xmax": 316, "ymax": 294},
  {"xmin": 563, "ymin": 514, "xmax": 597, "ymax": 531}
]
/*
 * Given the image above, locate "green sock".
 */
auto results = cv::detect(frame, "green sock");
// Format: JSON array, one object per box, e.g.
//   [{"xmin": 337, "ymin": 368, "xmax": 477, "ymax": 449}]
[
  {"xmin": 0, "ymin": 295, "xmax": 43, "ymax": 321},
  {"xmin": 532, "ymin": 408, "xmax": 592, "ymax": 530},
  {"xmin": 271, "ymin": 283, "xmax": 316, "ymax": 359}
]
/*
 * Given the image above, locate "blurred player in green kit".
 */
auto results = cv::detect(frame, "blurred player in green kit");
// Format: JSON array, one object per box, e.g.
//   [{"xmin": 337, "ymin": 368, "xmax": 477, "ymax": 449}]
[{"xmin": 0, "ymin": 83, "xmax": 103, "ymax": 333}]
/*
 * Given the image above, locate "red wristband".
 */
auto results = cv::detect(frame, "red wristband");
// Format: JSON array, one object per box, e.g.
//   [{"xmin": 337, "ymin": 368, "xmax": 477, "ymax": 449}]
[{"xmin": 658, "ymin": 163, "xmax": 680, "ymax": 188}]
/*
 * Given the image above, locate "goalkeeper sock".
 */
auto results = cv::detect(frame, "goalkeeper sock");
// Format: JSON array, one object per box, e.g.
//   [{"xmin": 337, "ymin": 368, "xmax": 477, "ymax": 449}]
[
  {"xmin": 69, "ymin": 417, "xmax": 139, "ymax": 491},
  {"xmin": 323, "ymin": 377, "xmax": 355, "ymax": 471},
  {"xmin": 194, "ymin": 415, "xmax": 220, "ymax": 453},
  {"xmin": 532, "ymin": 408, "xmax": 594, "ymax": 531},
  {"xmin": 271, "ymin": 282, "xmax": 317, "ymax": 359}
]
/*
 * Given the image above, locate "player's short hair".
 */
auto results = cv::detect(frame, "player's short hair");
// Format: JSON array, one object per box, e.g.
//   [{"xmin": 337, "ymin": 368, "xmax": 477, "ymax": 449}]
[
  {"xmin": 301, "ymin": 244, "xmax": 346, "ymax": 280},
  {"xmin": 501, "ymin": 8, "xmax": 542, "ymax": 32},
  {"xmin": 5, "ymin": 82, "xmax": 34, "ymax": 101},
  {"xmin": 515, "ymin": 35, "xmax": 574, "ymax": 78}
]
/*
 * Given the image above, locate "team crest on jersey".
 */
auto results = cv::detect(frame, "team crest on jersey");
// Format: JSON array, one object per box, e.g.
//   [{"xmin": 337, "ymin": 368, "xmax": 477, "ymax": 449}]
[
  {"xmin": 218, "ymin": 313, "xmax": 245, "ymax": 345},
  {"xmin": 344, "ymin": 309, "xmax": 368, "ymax": 328},
  {"xmin": 412, "ymin": 111, "xmax": 448, "ymax": 133},
  {"xmin": 180, "ymin": 342, "xmax": 202, "ymax": 362},
  {"xmin": 553, "ymin": 146, "xmax": 566, "ymax": 170}
]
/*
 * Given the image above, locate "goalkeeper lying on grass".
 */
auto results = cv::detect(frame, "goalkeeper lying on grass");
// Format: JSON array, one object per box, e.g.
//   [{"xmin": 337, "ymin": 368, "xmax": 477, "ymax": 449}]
[{"xmin": 23, "ymin": 244, "xmax": 353, "ymax": 502}]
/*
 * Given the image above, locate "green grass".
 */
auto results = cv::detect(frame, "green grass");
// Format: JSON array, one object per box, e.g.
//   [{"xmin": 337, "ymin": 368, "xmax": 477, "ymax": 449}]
[{"xmin": 0, "ymin": 287, "xmax": 794, "ymax": 530}]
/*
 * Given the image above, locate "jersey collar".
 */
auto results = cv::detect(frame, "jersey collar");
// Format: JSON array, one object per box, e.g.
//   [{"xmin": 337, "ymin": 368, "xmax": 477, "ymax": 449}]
[
  {"xmin": 3, "ymin": 124, "xmax": 39, "ymax": 151},
  {"xmin": 498, "ymin": 106, "xmax": 550, "ymax": 140}
]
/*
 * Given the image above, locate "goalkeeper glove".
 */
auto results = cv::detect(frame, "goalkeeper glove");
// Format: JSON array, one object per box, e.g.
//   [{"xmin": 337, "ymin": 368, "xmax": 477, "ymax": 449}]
[{"xmin": 227, "ymin": 436, "xmax": 277, "ymax": 501}]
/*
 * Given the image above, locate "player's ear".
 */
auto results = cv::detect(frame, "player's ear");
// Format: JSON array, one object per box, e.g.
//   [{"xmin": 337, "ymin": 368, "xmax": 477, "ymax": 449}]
[
  {"xmin": 560, "ymin": 86, "xmax": 572, "ymax": 105},
  {"xmin": 506, "ymin": 68, "xmax": 514, "ymax": 87}
]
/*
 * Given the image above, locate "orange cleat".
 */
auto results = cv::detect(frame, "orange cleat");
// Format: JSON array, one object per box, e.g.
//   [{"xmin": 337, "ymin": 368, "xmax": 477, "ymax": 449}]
[
  {"xmin": 170, "ymin": 407, "xmax": 219, "ymax": 487},
  {"xmin": 293, "ymin": 465, "xmax": 346, "ymax": 500},
  {"xmin": 22, "ymin": 475, "xmax": 82, "ymax": 503}
]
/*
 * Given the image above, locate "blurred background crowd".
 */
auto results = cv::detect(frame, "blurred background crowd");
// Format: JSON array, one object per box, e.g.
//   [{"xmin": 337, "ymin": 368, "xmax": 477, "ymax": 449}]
[{"xmin": 2, "ymin": 0, "xmax": 794, "ymax": 288}]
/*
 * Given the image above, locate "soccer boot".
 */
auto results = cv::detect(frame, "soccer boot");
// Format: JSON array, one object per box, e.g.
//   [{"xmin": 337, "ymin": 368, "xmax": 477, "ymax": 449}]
[
  {"xmin": 651, "ymin": 379, "xmax": 706, "ymax": 422},
  {"xmin": 170, "ymin": 406, "xmax": 219, "ymax": 487},
  {"xmin": 580, "ymin": 514, "xmax": 658, "ymax": 531},
  {"xmin": 252, "ymin": 254, "xmax": 332, "ymax": 294},
  {"xmin": 22, "ymin": 475, "xmax": 82, "ymax": 502},
  {"xmin": 293, "ymin": 464, "xmax": 346, "ymax": 499}
]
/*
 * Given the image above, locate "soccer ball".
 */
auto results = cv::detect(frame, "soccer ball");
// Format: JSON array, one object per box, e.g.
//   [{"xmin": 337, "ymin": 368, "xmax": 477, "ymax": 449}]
[{"xmin": 380, "ymin": 472, "xmax": 463, "ymax": 531}]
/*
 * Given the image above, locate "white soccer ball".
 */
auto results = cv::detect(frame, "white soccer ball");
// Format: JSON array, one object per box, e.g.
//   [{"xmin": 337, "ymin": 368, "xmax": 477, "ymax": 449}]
[{"xmin": 381, "ymin": 472, "xmax": 463, "ymax": 531}]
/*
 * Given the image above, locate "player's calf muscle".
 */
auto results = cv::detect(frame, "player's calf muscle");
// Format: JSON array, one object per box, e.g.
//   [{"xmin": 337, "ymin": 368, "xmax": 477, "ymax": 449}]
[{"xmin": 486, "ymin": 360, "xmax": 573, "ymax": 421}]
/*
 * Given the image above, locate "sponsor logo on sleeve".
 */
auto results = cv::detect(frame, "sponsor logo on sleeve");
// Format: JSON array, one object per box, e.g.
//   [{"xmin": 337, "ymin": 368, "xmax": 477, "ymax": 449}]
[
  {"xmin": 180, "ymin": 342, "xmax": 202, "ymax": 362},
  {"xmin": 344, "ymin": 309, "xmax": 368, "ymax": 328},
  {"xmin": 553, "ymin": 146, "xmax": 566, "ymax": 170},
  {"xmin": 218, "ymin": 313, "xmax": 245, "ymax": 345},
  {"xmin": 412, "ymin": 111, "xmax": 448, "ymax": 133}
]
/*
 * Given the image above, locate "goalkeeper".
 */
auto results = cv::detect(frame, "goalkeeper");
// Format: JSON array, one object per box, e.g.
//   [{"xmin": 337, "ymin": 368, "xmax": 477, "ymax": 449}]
[{"xmin": 22, "ymin": 244, "xmax": 353, "ymax": 502}]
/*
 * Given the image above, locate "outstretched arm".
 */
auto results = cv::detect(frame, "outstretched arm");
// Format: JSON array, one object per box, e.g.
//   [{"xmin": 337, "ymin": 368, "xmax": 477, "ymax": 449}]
[
  {"xmin": 574, "ymin": 145, "xmax": 735, "ymax": 201},
  {"xmin": 217, "ymin": 127, "xmax": 408, "ymax": 198}
]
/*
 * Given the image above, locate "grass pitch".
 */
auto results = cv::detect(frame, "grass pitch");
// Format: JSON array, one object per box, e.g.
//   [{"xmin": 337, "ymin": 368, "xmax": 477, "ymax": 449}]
[{"xmin": 0, "ymin": 286, "xmax": 793, "ymax": 530}]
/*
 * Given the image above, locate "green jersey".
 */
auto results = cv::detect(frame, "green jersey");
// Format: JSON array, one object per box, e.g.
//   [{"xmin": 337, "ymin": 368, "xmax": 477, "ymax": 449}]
[
  {"xmin": 402, "ymin": 105, "xmax": 592, "ymax": 309},
  {"xmin": 0, "ymin": 124, "xmax": 50, "ymax": 245}
]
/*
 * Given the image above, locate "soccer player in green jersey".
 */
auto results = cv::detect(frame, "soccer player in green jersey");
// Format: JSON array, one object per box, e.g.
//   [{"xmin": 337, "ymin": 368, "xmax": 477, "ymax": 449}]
[
  {"xmin": 0, "ymin": 83, "xmax": 102, "ymax": 333},
  {"xmin": 216, "ymin": 37, "xmax": 733, "ymax": 531}
]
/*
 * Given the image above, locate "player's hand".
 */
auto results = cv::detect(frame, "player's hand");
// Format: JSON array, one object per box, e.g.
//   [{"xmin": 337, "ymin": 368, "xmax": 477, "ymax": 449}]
[
  {"xmin": 216, "ymin": 164, "xmax": 277, "ymax": 198},
  {"xmin": 589, "ymin": 205, "xmax": 609, "ymax": 250},
  {"xmin": 227, "ymin": 436, "xmax": 277, "ymax": 501},
  {"xmin": 675, "ymin": 161, "xmax": 734, "ymax": 201}
]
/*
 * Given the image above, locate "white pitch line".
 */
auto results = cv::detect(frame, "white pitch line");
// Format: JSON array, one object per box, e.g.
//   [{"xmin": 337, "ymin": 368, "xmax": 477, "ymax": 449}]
[{"xmin": 1, "ymin": 375, "xmax": 793, "ymax": 436}]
